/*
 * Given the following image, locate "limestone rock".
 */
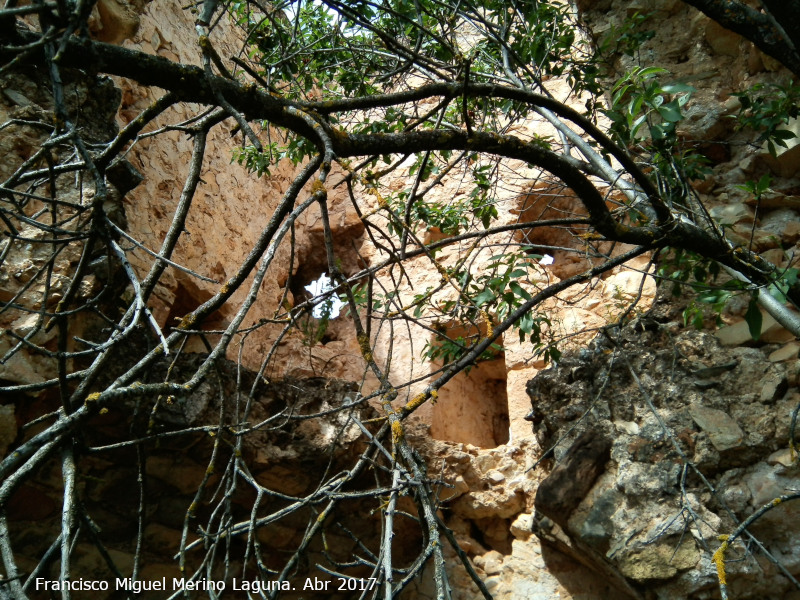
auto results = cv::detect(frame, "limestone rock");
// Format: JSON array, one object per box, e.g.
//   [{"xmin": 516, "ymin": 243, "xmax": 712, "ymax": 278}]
[
  {"xmin": 90, "ymin": 0, "xmax": 142, "ymax": 44},
  {"xmin": 760, "ymin": 118, "xmax": 800, "ymax": 177},
  {"xmin": 748, "ymin": 192, "xmax": 800, "ymax": 210},
  {"xmin": 688, "ymin": 403, "xmax": 744, "ymax": 451},
  {"xmin": 510, "ymin": 513, "xmax": 534, "ymax": 540},
  {"xmin": 708, "ymin": 202, "xmax": 754, "ymax": 225},
  {"xmin": 487, "ymin": 470, "xmax": 506, "ymax": 485},
  {"xmin": 770, "ymin": 342, "xmax": 800, "ymax": 363},
  {"xmin": 767, "ymin": 448, "xmax": 796, "ymax": 467},
  {"xmin": 704, "ymin": 19, "xmax": 742, "ymax": 57},
  {"xmin": 525, "ymin": 325, "xmax": 800, "ymax": 598},
  {"xmin": 4, "ymin": 0, "xmax": 800, "ymax": 598},
  {"xmin": 144, "ymin": 523, "xmax": 183, "ymax": 553},
  {"xmin": 760, "ymin": 373, "xmax": 788, "ymax": 403},
  {"xmin": 715, "ymin": 309, "xmax": 780, "ymax": 345},
  {"xmin": 534, "ymin": 431, "xmax": 611, "ymax": 530},
  {"xmin": 474, "ymin": 550, "xmax": 504, "ymax": 575},
  {"xmin": 617, "ymin": 537, "xmax": 700, "ymax": 581},
  {"xmin": 146, "ymin": 455, "xmax": 214, "ymax": 495},
  {"xmin": 760, "ymin": 208, "xmax": 800, "ymax": 245},
  {"xmin": 760, "ymin": 247, "xmax": 789, "ymax": 269}
]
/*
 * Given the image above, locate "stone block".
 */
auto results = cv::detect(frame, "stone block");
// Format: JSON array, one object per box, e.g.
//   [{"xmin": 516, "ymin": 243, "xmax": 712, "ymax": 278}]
[
  {"xmin": 511, "ymin": 513, "xmax": 534, "ymax": 540},
  {"xmin": 709, "ymin": 202, "xmax": 754, "ymax": 225},
  {"xmin": 767, "ymin": 448, "xmax": 796, "ymax": 467},
  {"xmin": 768, "ymin": 342, "xmax": 800, "ymax": 362},
  {"xmin": 760, "ymin": 373, "xmax": 788, "ymax": 403},
  {"xmin": 617, "ymin": 537, "xmax": 700, "ymax": 580},
  {"xmin": 705, "ymin": 19, "xmax": 741, "ymax": 57},
  {"xmin": 689, "ymin": 404, "xmax": 744, "ymax": 451},
  {"xmin": 715, "ymin": 309, "xmax": 780, "ymax": 345}
]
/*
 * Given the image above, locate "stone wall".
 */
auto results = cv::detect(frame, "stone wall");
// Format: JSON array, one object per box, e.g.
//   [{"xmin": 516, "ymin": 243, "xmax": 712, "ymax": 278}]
[{"xmin": 3, "ymin": 0, "xmax": 800, "ymax": 598}]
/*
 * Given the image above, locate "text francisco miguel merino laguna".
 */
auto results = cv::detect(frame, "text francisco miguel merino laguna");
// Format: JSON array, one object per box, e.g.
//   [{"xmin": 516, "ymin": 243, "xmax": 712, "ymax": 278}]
[{"xmin": 34, "ymin": 576, "xmax": 348, "ymax": 593}]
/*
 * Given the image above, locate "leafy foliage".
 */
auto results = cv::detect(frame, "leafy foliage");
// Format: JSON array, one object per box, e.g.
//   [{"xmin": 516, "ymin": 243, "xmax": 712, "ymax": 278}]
[
  {"xmin": 2, "ymin": 1, "xmax": 800, "ymax": 599},
  {"xmin": 605, "ymin": 67, "xmax": 695, "ymax": 145},
  {"xmin": 597, "ymin": 11, "xmax": 656, "ymax": 59},
  {"xmin": 733, "ymin": 80, "xmax": 800, "ymax": 156}
]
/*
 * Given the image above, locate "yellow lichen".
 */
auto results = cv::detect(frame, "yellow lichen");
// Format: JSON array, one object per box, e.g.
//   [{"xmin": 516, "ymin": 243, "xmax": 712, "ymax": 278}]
[
  {"xmin": 712, "ymin": 537, "xmax": 729, "ymax": 587},
  {"xmin": 311, "ymin": 179, "xmax": 327, "ymax": 194},
  {"xmin": 99, "ymin": 408, "xmax": 109, "ymax": 415},
  {"xmin": 85, "ymin": 392, "xmax": 101, "ymax": 403},
  {"xmin": 357, "ymin": 334, "xmax": 373, "ymax": 362},
  {"xmin": 614, "ymin": 223, "xmax": 632, "ymax": 238},
  {"xmin": 366, "ymin": 186, "xmax": 389, "ymax": 209},
  {"xmin": 391, "ymin": 420, "xmax": 404, "ymax": 444},
  {"xmin": 362, "ymin": 416, "xmax": 388, "ymax": 424},
  {"xmin": 403, "ymin": 392, "xmax": 427, "ymax": 413},
  {"xmin": 480, "ymin": 309, "xmax": 493, "ymax": 339},
  {"xmin": 177, "ymin": 313, "xmax": 196, "ymax": 330}
]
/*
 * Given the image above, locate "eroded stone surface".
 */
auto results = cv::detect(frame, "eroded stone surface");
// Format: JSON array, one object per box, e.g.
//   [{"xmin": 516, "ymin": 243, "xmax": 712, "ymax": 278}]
[
  {"xmin": 688, "ymin": 403, "xmax": 745, "ymax": 451},
  {"xmin": 526, "ymin": 324, "xmax": 800, "ymax": 599},
  {"xmin": 4, "ymin": 0, "xmax": 800, "ymax": 598}
]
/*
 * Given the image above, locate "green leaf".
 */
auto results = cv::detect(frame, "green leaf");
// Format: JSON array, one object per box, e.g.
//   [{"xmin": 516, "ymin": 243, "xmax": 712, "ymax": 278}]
[
  {"xmin": 638, "ymin": 66, "xmax": 668, "ymax": 79},
  {"xmin": 745, "ymin": 297, "xmax": 763, "ymax": 341},
  {"xmin": 631, "ymin": 114, "xmax": 647, "ymax": 137},
  {"xmin": 676, "ymin": 93, "xmax": 692, "ymax": 107},
  {"xmin": 756, "ymin": 173, "xmax": 772, "ymax": 193},
  {"xmin": 661, "ymin": 83, "xmax": 696, "ymax": 94},
  {"xmin": 547, "ymin": 346, "xmax": 562, "ymax": 364},
  {"xmin": 657, "ymin": 104, "xmax": 682, "ymax": 122},
  {"xmin": 509, "ymin": 281, "xmax": 532, "ymax": 301},
  {"xmin": 473, "ymin": 290, "xmax": 495, "ymax": 306},
  {"xmin": 650, "ymin": 124, "xmax": 667, "ymax": 140},
  {"xmin": 612, "ymin": 84, "xmax": 631, "ymax": 106}
]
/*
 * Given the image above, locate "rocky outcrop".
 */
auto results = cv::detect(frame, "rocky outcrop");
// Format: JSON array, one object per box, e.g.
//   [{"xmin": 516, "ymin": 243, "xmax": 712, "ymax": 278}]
[
  {"xmin": 0, "ymin": 68, "xmax": 123, "ymax": 385},
  {"xmin": 3, "ymin": 0, "xmax": 800, "ymax": 598},
  {"xmin": 527, "ymin": 320, "xmax": 800, "ymax": 599}
]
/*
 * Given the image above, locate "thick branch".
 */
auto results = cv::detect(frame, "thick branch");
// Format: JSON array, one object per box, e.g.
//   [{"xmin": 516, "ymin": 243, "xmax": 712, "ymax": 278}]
[{"xmin": 681, "ymin": 0, "xmax": 800, "ymax": 77}]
